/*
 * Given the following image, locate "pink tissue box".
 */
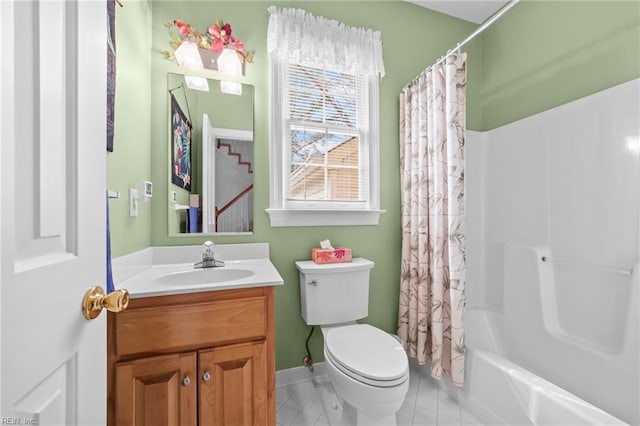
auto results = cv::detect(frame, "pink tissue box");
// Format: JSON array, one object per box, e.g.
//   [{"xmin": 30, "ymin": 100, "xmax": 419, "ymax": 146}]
[{"xmin": 311, "ymin": 248, "xmax": 352, "ymax": 264}]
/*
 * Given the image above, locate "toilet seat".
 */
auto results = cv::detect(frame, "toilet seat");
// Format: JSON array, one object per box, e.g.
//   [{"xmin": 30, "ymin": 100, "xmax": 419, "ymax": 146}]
[{"xmin": 324, "ymin": 324, "xmax": 409, "ymax": 388}]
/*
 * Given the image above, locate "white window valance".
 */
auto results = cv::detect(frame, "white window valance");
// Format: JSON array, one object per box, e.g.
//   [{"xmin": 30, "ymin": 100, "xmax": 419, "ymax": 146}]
[{"xmin": 267, "ymin": 6, "xmax": 385, "ymax": 79}]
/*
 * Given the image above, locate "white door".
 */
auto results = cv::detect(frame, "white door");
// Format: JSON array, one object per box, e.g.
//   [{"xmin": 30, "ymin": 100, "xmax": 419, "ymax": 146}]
[{"xmin": 1, "ymin": 1, "xmax": 108, "ymax": 425}]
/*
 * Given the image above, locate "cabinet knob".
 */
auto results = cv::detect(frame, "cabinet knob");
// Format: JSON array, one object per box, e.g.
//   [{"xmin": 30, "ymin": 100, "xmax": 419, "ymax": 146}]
[
  {"xmin": 182, "ymin": 376, "xmax": 191, "ymax": 387},
  {"xmin": 202, "ymin": 371, "xmax": 211, "ymax": 382}
]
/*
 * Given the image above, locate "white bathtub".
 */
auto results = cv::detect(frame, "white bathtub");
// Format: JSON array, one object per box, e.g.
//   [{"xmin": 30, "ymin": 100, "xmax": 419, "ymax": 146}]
[
  {"xmin": 458, "ymin": 348, "xmax": 628, "ymax": 426},
  {"xmin": 455, "ymin": 245, "xmax": 638, "ymax": 425}
]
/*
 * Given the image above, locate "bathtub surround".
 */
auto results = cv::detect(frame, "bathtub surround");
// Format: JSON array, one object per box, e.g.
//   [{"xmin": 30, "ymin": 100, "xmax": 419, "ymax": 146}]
[
  {"xmin": 463, "ymin": 79, "xmax": 639, "ymax": 424},
  {"xmin": 398, "ymin": 53, "xmax": 467, "ymax": 386}
]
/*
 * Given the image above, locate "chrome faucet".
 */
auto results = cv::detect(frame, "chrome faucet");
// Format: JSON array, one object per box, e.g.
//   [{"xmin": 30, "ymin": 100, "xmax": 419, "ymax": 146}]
[{"xmin": 194, "ymin": 241, "xmax": 225, "ymax": 268}]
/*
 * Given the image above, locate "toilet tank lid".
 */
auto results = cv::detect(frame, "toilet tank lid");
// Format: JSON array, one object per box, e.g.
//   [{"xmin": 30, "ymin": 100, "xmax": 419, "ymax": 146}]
[{"xmin": 295, "ymin": 257, "xmax": 374, "ymax": 274}]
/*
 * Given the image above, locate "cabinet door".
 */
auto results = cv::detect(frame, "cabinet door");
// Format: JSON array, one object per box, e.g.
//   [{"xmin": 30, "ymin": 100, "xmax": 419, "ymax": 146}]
[
  {"xmin": 115, "ymin": 352, "xmax": 197, "ymax": 426},
  {"xmin": 199, "ymin": 341, "xmax": 268, "ymax": 425}
]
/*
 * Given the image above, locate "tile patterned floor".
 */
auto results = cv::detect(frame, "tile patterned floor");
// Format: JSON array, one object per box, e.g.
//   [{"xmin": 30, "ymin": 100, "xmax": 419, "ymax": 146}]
[{"xmin": 276, "ymin": 362, "xmax": 485, "ymax": 426}]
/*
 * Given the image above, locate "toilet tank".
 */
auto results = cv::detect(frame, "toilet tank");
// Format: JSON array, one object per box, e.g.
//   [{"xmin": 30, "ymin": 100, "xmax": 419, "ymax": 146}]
[{"xmin": 296, "ymin": 258, "xmax": 374, "ymax": 325}]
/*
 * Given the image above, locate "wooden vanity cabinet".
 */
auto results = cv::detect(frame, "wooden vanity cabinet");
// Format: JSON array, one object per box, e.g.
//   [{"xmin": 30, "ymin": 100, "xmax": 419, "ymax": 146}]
[
  {"xmin": 199, "ymin": 341, "xmax": 268, "ymax": 425},
  {"xmin": 107, "ymin": 286, "xmax": 275, "ymax": 426},
  {"xmin": 115, "ymin": 352, "xmax": 197, "ymax": 426}
]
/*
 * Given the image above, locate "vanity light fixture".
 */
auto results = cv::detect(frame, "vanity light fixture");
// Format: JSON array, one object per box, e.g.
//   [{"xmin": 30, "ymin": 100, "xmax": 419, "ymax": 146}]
[
  {"xmin": 220, "ymin": 81, "xmax": 242, "ymax": 96},
  {"xmin": 165, "ymin": 20, "xmax": 252, "ymax": 95},
  {"xmin": 173, "ymin": 40, "xmax": 204, "ymax": 71},
  {"xmin": 184, "ymin": 75, "xmax": 210, "ymax": 92},
  {"xmin": 173, "ymin": 42, "xmax": 241, "ymax": 95},
  {"xmin": 217, "ymin": 48, "xmax": 243, "ymax": 95}
]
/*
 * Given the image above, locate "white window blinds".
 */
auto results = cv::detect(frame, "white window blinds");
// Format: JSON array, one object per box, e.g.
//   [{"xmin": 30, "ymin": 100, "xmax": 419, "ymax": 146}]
[{"xmin": 286, "ymin": 63, "xmax": 368, "ymax": 203}]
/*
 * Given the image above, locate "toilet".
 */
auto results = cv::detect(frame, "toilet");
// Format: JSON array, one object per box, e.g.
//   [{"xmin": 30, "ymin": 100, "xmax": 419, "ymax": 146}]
[{"xmin": 296, "ymin": 258, "xmax": 409, "ymax": 426}]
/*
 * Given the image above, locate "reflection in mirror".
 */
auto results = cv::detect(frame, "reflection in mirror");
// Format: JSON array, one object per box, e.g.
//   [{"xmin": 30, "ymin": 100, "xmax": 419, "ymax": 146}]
[{"xmin": 167, "ymin": 73, "xmax": 254, "ymax": 235}]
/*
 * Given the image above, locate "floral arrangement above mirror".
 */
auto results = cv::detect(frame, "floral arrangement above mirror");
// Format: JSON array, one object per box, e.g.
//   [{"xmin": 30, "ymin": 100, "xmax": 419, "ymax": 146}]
[{"xmin": 162, "ymin": 19, "xmax": 254, "ymax": 73}]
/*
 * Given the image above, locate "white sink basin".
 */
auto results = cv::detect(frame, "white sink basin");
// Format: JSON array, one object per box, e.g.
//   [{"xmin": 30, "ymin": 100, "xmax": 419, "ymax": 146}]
[
  {"xmin": 117, "ymin": 248, "xmax": 284, "ymax": 299},
  {"xmin": 154, "ymin": 267, "xmax": 254, "ymax": 287}
]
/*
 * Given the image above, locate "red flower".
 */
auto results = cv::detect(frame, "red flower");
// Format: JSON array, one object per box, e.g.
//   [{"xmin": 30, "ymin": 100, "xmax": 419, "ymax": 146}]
[
  {"xmin": 166, "ymin": 18, "xmax": 254, "ymax": 64},
  {"xmin": 234, "ymin": 40, "xmax": 245, "ymax": 54},
  {"xmin": 212, "ymin": 38, "xmax": 224, "ymax": 53},
  {"xmin": 208, "ymin": 25, "xmax": 220, "ymax": 38}
]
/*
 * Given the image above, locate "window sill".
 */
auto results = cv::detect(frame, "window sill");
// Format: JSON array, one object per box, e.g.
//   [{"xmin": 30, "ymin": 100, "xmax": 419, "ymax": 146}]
[{"xmin": 266, "ymin": 209, "xmax": 385, "ymax": 227}]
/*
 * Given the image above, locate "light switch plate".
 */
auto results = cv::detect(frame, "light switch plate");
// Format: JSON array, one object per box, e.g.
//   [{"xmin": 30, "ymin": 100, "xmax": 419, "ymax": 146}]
[{"xmin": 129, "ymin": 188, "xmax": 138, "ymax": 217}]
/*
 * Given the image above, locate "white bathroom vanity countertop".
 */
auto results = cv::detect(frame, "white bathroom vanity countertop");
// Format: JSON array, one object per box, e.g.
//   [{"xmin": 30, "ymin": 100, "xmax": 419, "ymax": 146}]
[{"xmin": 112, "ymin": 243, "xmax": 284, "ymax": 298}]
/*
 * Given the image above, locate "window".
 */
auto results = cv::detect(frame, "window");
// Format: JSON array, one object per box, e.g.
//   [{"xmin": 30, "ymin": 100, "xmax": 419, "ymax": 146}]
[
  {"xmin": 266, "ymin": 7, "xmax": 385, "ymax": 227},
  {"xmin": 287, "ymin": 64, "xmax": 367, "ymax": 204}
]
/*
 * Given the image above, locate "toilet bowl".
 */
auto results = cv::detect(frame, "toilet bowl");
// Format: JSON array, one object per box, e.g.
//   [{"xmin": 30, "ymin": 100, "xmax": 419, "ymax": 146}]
[
  {"xmin": 322, "ymin": 324, "xmax": 409, "ymax": 425},
  {"xmin": 295, "ymin": 258, "xmax": 410, "ymax": 425}
]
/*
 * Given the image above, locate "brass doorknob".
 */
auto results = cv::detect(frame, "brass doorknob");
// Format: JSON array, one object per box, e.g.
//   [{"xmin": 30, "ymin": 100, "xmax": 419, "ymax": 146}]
[{"xmin": 82, "ymin": 286, "xmax": 130, "ymax": 320}]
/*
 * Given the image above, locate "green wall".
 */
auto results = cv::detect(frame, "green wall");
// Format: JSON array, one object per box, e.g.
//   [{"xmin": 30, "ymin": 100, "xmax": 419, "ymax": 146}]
[
  {"xmin": 107, "ymin": 0, "xmax": 640, "ymax": 371},
  {"xmin": 107, "ymin": 0, "xmax": 153, "ymax": 256},
  {"xmin": 480, "ymin": 0, "xmax": 640, "ymax": 130}
]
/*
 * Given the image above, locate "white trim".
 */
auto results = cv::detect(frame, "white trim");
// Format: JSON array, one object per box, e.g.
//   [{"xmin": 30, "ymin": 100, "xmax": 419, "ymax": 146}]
[
  {"xmin": 368, "ymin": 79, "xmax": 381, "ymax": 212},
  {"xmin": 212, "ymin": 127, "xmax": 254, "ymax": 142},
  {"xmin": 276, "ymin": 362, "xmax": 327, "ymax": 388},
  {"xmin": 0, "ymin": 0, "xmax": 14, "ymax": 408},
  {"xmin": 266, "ymin": 208, "xmax": 384, "ymax": 227},
  {"xmin": 267, "ymin": 58, "xmax": 383, "ymax": 227},
  {"xmin": 202, "ymin": 114, "xmax": 214, "ymax": 233},
  {"xmin": 268, "ymin": 54, "xmax": 285, "ymax": 210}
]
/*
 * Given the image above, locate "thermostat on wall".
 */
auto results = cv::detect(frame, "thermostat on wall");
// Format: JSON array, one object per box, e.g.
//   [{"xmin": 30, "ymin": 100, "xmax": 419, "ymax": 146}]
[{"xmin": 141, "ymin": 181, "xmax": 153, "ymax": 202}]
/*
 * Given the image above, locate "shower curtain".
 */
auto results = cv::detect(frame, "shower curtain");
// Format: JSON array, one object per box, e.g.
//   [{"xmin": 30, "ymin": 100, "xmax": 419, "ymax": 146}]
[{"xmin": 397, "ymin": 53, "xmax": 467, "ymax": 386}]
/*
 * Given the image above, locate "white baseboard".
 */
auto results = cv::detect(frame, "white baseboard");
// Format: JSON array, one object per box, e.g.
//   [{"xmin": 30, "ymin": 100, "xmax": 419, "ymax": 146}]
[{"xmin": 276, "ymin": 362, "xmax": 327, "ymax": 388}]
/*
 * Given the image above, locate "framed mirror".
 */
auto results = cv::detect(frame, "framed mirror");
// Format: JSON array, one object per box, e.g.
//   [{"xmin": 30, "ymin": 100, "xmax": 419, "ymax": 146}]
[{"xmin": 167, "ymin": 72, "xmax": 254, "ymax": 235}]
